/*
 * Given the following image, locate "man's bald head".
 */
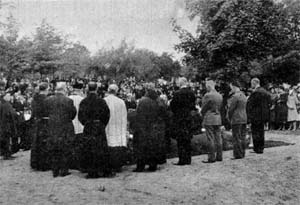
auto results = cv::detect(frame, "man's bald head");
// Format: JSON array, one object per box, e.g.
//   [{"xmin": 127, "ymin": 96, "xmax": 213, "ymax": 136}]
[{"xmin": 88, "ymin": 82, "xmax": 98, "ymax": 92}]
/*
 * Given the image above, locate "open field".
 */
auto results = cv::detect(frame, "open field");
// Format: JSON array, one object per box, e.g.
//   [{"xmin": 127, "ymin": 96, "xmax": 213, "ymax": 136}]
[{"xmin": 0, "ymin": 131, "xmax": 299, "ymax": 205}]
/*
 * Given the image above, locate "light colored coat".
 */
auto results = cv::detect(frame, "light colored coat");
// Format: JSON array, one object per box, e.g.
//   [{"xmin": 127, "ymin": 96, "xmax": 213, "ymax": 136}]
[
  {"xmin": 201, "ymin": 90, "xmax": 223, "ymax": 126},
  {"xmin": 287, "ymin": 93, "xmax": 299, "ymax": 122},
  {"xmin": 227, "ymin": 91, "xmax": 247, "ymax": 125},
  {"xmin": 69, "ymin": 94, "xmax": 84, "ymax": 134},
  {"xmin": 104, "ymin": 94, "xmax": 127, "ymax": 147}
]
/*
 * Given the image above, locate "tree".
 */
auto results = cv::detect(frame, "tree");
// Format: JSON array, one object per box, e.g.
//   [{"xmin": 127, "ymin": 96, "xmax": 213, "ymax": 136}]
[
  {"xmin": 30, "ymin": 19, "xmax": 66, "ymax": 77},
  {"xmin": 60, "ymin": 42, "xmax": 90, "ymax": 77},
  {"xmin": 174, "ymin": 0, "xmax": 300, "ymax": 85},
  {"xmin": 89, "ymin": 40, "xmax": 181, "ymax": 82}
]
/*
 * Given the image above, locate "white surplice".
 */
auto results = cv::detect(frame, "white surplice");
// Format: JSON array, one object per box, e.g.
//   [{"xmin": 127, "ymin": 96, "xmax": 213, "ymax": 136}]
[
  {"xmin": 104, "ymin": 94, "xmax": 127, "ymax": 147},
  {"xmin": 69, "ymin": 94, "xmax": 84, "ymax": 134}
]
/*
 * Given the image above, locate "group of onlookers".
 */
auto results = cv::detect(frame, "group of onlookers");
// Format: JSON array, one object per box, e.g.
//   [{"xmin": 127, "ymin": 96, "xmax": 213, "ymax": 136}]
[
  {"xmin": 0, "ymin": 75, "xmax": 299, "ymax": 179},
  {"xmin": 268, "ymin": 84, "xmax": 300, "ymax": 131}
]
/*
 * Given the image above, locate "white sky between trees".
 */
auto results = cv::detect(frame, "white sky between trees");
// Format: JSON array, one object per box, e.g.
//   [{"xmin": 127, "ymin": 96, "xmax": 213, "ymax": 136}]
[{"xmin": 2, "ymin": 0, "xmax": 198, "ymax": 60}]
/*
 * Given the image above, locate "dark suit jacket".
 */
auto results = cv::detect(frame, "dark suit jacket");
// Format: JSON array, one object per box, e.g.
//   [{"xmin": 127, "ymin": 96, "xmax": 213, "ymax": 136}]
[
  {"xmin": 201, "ymin": 90, "xmax": 223, "ymax": 126},
  {"xmin": 170, "ymin": 87, "xmax": 196, "ymax": 139},
  {"xmin": 246, "ymin": 87, "xmax": 271, "ymax": 123},
  {"xmin": 227, "ymin": 91, "xmax": 247, "ymax": 125}
]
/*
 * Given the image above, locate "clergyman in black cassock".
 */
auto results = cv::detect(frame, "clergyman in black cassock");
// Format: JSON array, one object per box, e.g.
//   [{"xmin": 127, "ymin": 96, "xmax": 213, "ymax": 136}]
[
  {"xmin": 78, "ymin": 82, "xmax": 113, "ymax": 178},
  {"xmin": 44, "ymin": 82, "xmax": 76, "ymax": 177}
]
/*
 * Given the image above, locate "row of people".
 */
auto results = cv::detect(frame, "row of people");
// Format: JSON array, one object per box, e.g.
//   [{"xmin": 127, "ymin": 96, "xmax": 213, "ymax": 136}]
[{"xmin": 0, "ymin": 76, "xmax": 272, "ymax": 178}]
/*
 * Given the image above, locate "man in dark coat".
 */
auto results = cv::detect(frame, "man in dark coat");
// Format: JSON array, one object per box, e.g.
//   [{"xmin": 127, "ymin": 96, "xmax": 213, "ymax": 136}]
[
  {"xmin": 44, "ymin": 82, "xmax": 76, "ymax": 177},
  {"xmin": 246, "ymin": 78, "xmax": 271, "ymax": 154},
  {"xmin": 170, "ymin": 77, "xmax": 196, "ymax": 165},
  {"xmin": 30, "ymin": 82, "xmax": 51, "ymax": 171},
  {"xmin": 133, "ymin": 85, "xmax": 167, "ymax": 172},
  {"xmin": 201, "ymin": 78, "xmax": 223, "ymax": 163},
  {"xmin": 78, "ymin": 82, "xmax": 113, "ymax": 178},
  {"xmin": 0, "ymin": 81, "xmax": 18, "ymax": 159}
]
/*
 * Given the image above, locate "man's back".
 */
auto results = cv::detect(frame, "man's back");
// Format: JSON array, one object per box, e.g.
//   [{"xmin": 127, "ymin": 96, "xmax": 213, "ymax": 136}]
[
  {"xmin": 170, "ymin": 87, "xmax": 196, "ymax": 116},
  {"xmin": 104, "ymin": 94, "xmax": 127, "ymax": 147},
  {"xmin": 247, "ymin": 87, "xmax": 271, "ymax": 123},
  {"xmin": 201, "ymin": 91, "xmax": 223, "ymax": 125}
]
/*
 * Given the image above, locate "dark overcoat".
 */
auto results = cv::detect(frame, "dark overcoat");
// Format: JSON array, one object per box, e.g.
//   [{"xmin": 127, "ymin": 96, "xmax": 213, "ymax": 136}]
[
  {"xmin": 246, "ymin": 87, "xmax": 272, "ymax": 123},
  {"xmin": 30, "ymin": 93, "xmax": 50, "ymax": 170},
  {"xmin": 44, "ymin": 93, "xmax": 76, "ymax": 166},
  {"xmin": 170, "ymin": 87, "xmax": 196, "ymax": 140},
  {"xmin": 133, "ymin": 90, "xmax": 167, "ymax": 165},
  {"xmin": 0, "ymin": 98, "xmax": 17, "ymax": 157},
  {"xmin": 78, "ymin": 93, "xmax": 110, "ymax": 173}
]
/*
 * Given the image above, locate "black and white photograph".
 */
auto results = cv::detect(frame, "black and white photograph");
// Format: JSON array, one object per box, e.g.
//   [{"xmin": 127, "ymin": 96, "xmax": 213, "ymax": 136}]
[{"xmin": 0, "ymin": 0, "xmax": 300, "ymax": 204}]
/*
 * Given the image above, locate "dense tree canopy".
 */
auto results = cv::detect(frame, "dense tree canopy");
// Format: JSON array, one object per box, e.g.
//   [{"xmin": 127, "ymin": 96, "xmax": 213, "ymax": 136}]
[
  {"xmin": 88, "ymin": 40, "xmax": 181, "ymax": 81},
  {"xmin": 0, "ymin": 14, "xmax": 180, "ymax": 81},
  {"xmin": 174, "ymin": 0, "xmax": 300, "ymax": 85}
]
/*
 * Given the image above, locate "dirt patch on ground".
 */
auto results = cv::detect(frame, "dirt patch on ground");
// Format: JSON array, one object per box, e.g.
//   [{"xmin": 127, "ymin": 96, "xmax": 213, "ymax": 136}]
[{"xmin": 0, "ymin": 131, "xmax": 300, "ymax": 205}]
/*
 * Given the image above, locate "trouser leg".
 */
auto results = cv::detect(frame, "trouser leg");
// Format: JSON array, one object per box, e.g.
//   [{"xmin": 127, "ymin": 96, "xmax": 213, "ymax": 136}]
[
  {"xmin": 177, "ymin": 137, "xmax": 191, "ymax": 164},
  {"xmin": 214, "ymin": 126, "xmax": 222, "ymax": 161},
  {"xmin": 205, "ymin": 125, "xmax": 216, "ymax": 161},
  {"xmin": 251, "ymin": 123, "xmax": 264, "ymax": 153},
  {"xmin": 232, "ymin": 124, "xmax": 246, "ymax": 159}
]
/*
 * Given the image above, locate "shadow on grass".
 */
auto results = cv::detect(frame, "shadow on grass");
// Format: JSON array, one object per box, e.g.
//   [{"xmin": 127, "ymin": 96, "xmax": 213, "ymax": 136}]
[{"xmin": 264, "ymin": 140, "xmax": 295, "ymax": 148}]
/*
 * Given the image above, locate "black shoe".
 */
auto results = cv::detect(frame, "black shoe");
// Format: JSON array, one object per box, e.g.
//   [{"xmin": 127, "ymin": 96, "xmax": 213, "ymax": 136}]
[
  {"xmin": 102, "ymin": 172, "xmax": 116, "ymax": 178},
  {"xmin": 53, "ymin": 170, "xmax": 59, "ymax": 178},
  {"xmin": 147, "ymin": 166, "xmax": 157, "ymax": 172},
  {"xmin": 133, "ymin": 168, "xmax": 145, "ymax": 172},
  {"xmin": 86, "ymin": 173, "xmax": 100, "ymax": 179},
  {"xmin": 216, "ymin": 159, "xmax": 223, "ymax": 162},
  {"xmin": 202, "ymin": 160, "xmax": 216, "ymax": 164}
]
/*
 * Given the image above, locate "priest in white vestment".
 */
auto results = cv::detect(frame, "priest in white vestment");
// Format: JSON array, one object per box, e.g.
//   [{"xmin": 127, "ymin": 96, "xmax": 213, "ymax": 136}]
[
  {"xmin": 69, "ymin": 83, "xmax": 84, "ymax": 135},
  {"xmin": 104, "ymin": 84, "xmax": 127, "ymax": 147}
]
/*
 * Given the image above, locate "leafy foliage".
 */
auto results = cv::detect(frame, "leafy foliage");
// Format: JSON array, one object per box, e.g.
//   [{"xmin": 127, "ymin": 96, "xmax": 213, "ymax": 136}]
[
  {"xmin": 174, "ymin": 0, "xmax": 300, "ymax": 85},
  {"xmin": 89, "ymin": 40, "xmax": 181, "ymax": 81}
]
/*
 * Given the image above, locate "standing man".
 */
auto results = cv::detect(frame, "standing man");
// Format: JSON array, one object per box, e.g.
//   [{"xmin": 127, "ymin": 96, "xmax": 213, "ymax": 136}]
[
  {"xmin": 247, "ymin": 78, "xmax": 271, "ymax": 154},
  {"xmin": 68, "ymin": 82, "xmax": 85, "ymax": 170},
  {"xmin": 78, "ymin": 82, "xmax": 113, "ymax": 178},
  {"xmin": 201, "ymin": 78, "xmax": 223, "ymax": 163},
  {"xmin": 45, "ymin": 82, "xmax": 76, "ymax": 177},
  {"xmin": 104, "ymin": 84, "xmax": 127, "ymax": 172},
  {"xmin": 227, "ymin": 80, "xmax": 247, "ymax": 159},
  {"xmin": 0, "ymin": 81, "xmax": 17, "ymax": 160},
  {"xmin": 170, "ymin": 77, "xmax": 196, "ymax": 165},
  {"xmin": 30, "ymin": 82, "xmax": 51, "ymax": 170}
]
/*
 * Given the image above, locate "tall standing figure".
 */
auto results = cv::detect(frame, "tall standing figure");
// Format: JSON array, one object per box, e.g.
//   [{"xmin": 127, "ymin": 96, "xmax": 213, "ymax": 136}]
[
  {"xmin": 44, "ymin": 82, "xmax": 77, "ymax": 177},
  {"xmin": 246, "ymin": 78, "xmax": 271, "ymax": 154},
  {"xmin": 133, "ymin": 85, "xmax": 167, "ymax": 171},
  {"xmin": 170, "ymin": 77, "xmax": 196, "ymax": 165},
  {"xmin": 78, "ymin": 82, "xmax": 113, "ymax": 178},
  {"xmin": 30, "ymin": 82, "xmax": 51, "ymax": 170},
  {"xmin": 68, "ymin": 82, "xmax": 85, "ymax": 170},
  {"xmin": 201, "ymin": 78, "xmax": 223, "ymax": 163},
  {"xmin": 104, "ymin": 84, "xmax": 128, "ymax": 172},
  {"xmin": 227, "ymin": 80, "xmax": 247, "ymax": 159},
  {"xmin": 0, "ymin": 81, "xmax": 17, "ymax": 160}
]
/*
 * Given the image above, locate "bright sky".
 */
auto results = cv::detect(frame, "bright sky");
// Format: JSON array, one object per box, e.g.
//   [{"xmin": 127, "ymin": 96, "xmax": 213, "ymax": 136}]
[{"xmin": 2, "ymin": 0, "xmax": 197, "ymax": 59}]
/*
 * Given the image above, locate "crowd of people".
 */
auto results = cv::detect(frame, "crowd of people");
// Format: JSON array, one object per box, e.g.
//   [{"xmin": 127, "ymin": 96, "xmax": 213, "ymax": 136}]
[{"xmin": 0, "ymin": 75, "xmax": 299, "ymax": 178}]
